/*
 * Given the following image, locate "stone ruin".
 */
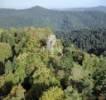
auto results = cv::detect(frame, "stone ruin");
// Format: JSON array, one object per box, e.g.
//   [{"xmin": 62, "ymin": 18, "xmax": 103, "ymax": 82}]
[{"xmin": 46, "ymin": 34, "xmax": 56, "ymax": 53}]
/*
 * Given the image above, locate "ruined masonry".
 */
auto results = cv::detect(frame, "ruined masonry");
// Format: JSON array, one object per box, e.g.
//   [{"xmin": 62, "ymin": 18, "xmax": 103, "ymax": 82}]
[{"xmin": 46, "ymin": 34, "xmax": 56, "ymax": 53}]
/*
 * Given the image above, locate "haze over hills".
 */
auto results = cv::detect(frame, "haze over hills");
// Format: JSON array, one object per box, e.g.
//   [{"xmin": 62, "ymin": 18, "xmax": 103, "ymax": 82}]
[
  {"xmin": 58, "ymin": 6, "xmax": 106, "ymax": 12},
  {"xmin": 0, "ymin": 6, "xmax": 106, "ymax": 31}
]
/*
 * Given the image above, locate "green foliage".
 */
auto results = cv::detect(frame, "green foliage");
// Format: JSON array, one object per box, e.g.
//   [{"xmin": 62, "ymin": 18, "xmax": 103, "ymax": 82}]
[
  {"xmin": 32, "ymin": 66, "xmax": 60, "ymax": 86},
  {"xmin": 64, "ymin": 86, "xmax": 82, "ymax": 100},
  {"xmin": 52, "ymin": 47, "xmax": 73, "ymax": 71},
  {"xmin": 40, "ymin": 86, "xmax": 64, "ymax": 100},
  {"xmin": 4, "ymin": 84, "xmax": 25, "ymax": 100},
  {"xmin": 82, "ymin": 53, "xmax": 100, "ymax": 75},
  {"xmin": 0, "ymin": 27, "xmax": 105, "ymax": 100},
  {"xmin": 70, "ymin": 63, "xmax": 85, "ymax": 81},
  {"xmin": 93, "ymin": 57, "xmax": 106, "ymax": 97},
  {"xmin": 57, "ymin": 28, "xmax": 106, "ymax": 56},
  {"xmin": 12, "ymin": 53, "xmax": 28, "ymax": 84},
  {"xmin": 0, "ymin": 7, "xmax": 106, "ymax": 55},
  {"xmin": 5, "ymin": 61, "xmax": 13, "ymax": 74},
  {"xmin": 0, "ymin": 43, "xmax": 12, "ymax": 62},
  {"xmin": 59, "ymin": 51, "xmax": 73, "ymax": 70}
]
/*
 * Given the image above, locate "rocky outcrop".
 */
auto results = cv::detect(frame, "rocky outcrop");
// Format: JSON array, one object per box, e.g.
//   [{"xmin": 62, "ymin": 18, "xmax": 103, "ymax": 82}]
[{"xmin": 46, "ymin": 34, "xmax": 56, "ymax": 53}]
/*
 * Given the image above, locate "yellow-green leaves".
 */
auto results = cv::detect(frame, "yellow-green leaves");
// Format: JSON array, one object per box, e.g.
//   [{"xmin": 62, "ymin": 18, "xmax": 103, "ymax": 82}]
[
  {"xmin": 64, "ymin": 86, "xmax": 82, "ymax": 100},
  {"xmin": 4, "ymin": 84, "xmax": 25, "ymax": 100},
  {"xmin": 0, "ymin": 43, "xmax": 12, "ymax": 62},
  {"xmin": 71, "ymin": 64, "xmax": 84, "ymax": 81},
  {"xmin": 40, "ymin": 87, "xmax": 64, "ymax": 100},
  {"xmin": 33, "ymin": 66, "xmax": 60, "ymax": 86}
]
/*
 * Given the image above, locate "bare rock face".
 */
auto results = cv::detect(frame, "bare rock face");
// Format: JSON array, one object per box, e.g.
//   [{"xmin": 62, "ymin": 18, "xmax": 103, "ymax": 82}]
[{"xmin": 46, "ymin": 34, "xmax": 56, "ymax": 53}]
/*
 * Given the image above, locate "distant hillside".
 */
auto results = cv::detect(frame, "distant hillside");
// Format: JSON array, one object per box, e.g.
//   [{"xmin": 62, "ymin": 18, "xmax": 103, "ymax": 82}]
[
  {"xmin": 0, "ymin": 6, "xmax": 106, "ymax": 31},
  {"xmin": 59, "ymin": 6, "xmax": 106, "ymax": 12}
]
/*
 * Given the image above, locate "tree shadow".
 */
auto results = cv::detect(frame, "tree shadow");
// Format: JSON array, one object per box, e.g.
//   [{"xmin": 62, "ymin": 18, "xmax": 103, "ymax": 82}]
[
  {"xmin": 0, "ymin": 62, "xmax": 5, "ymax": 75},
  {"xmin": 0, "ymin": 81, "xmax": 13, "ymax": 99},
  {"xmin": 25, "ymin": 83, "xmax": 48, "ymax": 100}
]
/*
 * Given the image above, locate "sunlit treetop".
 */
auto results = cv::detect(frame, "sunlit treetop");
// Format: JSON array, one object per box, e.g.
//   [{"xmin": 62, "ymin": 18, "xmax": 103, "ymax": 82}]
[{"xmin": 0, "ymin": 43, "xmax": 12, "ymax": 62}]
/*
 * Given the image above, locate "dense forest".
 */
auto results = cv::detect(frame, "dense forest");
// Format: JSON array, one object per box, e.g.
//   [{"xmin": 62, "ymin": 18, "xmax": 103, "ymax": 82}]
[
  {"xmin": 0, "ymin": 6, "xmax": 106, "ymax": 56},
  {"xmin": 0, "ymin": 27, "xmax": 105, "ymax": 100},
  {"xmin": 0, "ymin": 6, "xmax": 106, "ymax": 30},
  {"xmin": 56, "ymin": 28, "xmax": 106, "ymax": 56}
]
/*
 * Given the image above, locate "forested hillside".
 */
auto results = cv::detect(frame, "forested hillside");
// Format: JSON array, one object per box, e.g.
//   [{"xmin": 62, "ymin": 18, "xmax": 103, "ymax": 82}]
[
  {"xmin": 0, "ymin": 6, "xmax": 106, "ymax": 30},
  {"xmin": 0, "ymin": 6, "xmax": 106, "ymax": 56},
  {"xmin": 0, "ymin": 28, "xmax": 105, "ymax": 100},
  {"xmin": 56, "ymin": 28, "xmax": 106, "ymax": 56}
]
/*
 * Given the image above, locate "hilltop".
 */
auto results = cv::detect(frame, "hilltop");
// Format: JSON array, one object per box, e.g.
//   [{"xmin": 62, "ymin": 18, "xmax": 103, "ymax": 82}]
[
  {"xmin": 0, "ymin": 6, "xmax": 106, "ymax": 30},
  {"xmin": 0, "ymin": 28, "xmax": 105, "ymax": 100}
]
